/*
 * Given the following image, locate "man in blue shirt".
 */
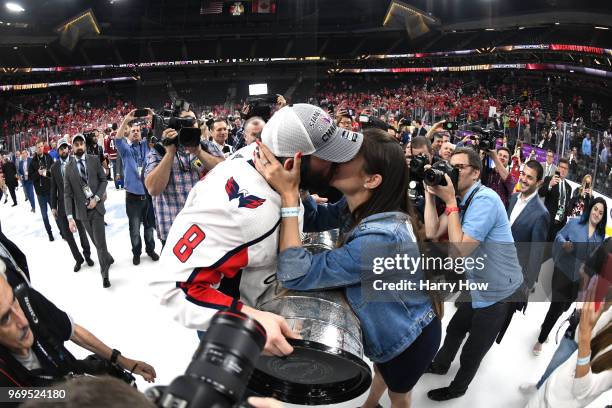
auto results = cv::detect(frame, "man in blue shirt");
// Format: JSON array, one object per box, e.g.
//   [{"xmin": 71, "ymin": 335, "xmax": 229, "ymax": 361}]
[
  {"xmin": 115, "ymin": 117, "xmax": 159, "ymax": 266},
  {"xmin": 581, "ymin": 133, "xmax": 592, "ymax": 157},
  {"xmin": 424, "ymin": 147, "xmax": 524, "ymax": 401}
]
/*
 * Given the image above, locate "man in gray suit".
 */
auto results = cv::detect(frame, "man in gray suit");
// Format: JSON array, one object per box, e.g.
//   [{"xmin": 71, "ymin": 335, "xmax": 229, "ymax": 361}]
[
  {"xmin": 50, "ymin": 137, "xmax": 93, "ymax": 272},
  {"xmin": 64, "ymin": 134, "xmax": 114, "ymax": 288}
]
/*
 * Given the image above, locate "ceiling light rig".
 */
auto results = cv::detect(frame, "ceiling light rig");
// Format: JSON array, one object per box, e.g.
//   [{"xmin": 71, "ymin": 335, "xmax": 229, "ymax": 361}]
[{"xmin": 5, "ymin": 2, "xmax": 25, "ymax": 13}]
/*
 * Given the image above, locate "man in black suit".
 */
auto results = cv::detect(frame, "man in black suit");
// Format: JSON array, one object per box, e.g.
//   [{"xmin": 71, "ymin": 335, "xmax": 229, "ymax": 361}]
[
  {"xmin": 1, "ymin": 155, "xmax": 18, "ymax": 206},
  {"xmin": 508, "ymin": 160, "xmax": 550, "ymax": 289},
  {"xmin": 538, "ymin": 157, "xmax": 572, "ymax": 257},
  {"xmin": 64, "ymin": 134, "xmax": 114, "ymax": 288},
  {"xmin": 50, "ymin": 138, "xmax": 93, "ymax": 272},
  {"xmin": 29, "ymin": 141, "xmax": 57, "ymax": 241},
  {"xmin": 412, "ymin": 118, "xmax": 428, "ymax": 138}
]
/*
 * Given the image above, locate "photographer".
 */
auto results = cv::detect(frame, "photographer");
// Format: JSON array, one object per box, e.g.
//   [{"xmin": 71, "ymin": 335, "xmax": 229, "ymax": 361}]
[
  {"xmin": 0, "ymin": 260, "xmax": 156, "ymax": 389},
  {"xmin": 85, "ymin": 130, "xmax": 104, "ymax": 164},
  {"xmin": 144, "ymin": 110, "xmax": 224, "ymax": 246},
  {"xmin": 423, "ymin": 147, "xmax": 524, "ymax": 401},
  {"xmin": 483, "ymin": 147, "xmax": 517, "ymax": 208},
  {"xmin": 335, "ymin": 109, "xmax": 353, "ymax": 131},
  {"xmin": 115, "ymin": 110, "xmax": 160, "ymax": 265}
]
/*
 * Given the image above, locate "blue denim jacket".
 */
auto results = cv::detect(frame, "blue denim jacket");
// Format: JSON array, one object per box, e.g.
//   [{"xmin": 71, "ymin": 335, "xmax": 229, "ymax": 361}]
[
  {"xmin": 552, "ymin": 218, "xmax": 605, "ymax": 282},
  {"xmin": 277, "ymin": 211, "xmax": 436, "ymax": 363}
]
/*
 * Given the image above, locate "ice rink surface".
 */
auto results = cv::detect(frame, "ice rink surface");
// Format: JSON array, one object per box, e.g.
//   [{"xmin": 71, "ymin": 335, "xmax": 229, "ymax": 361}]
[{"xmin": 1, "ymin": 185, "xmax": 609, "ymax": 408}]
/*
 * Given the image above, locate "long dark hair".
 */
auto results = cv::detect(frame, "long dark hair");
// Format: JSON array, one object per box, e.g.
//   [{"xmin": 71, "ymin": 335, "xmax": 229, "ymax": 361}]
[
  {"xmin": 351, "ymin": 128, "xmax": 410, "ymax": 226},
  {"xmin": 579, "ymin": 197, "xmax": 608, "ymax": 237}
]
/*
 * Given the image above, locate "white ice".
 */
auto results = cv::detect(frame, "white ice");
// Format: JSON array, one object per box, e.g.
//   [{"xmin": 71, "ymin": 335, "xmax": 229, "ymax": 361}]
[{"xmin": 0, "ymin": 185, "xmax": 610, "ymax": 408}]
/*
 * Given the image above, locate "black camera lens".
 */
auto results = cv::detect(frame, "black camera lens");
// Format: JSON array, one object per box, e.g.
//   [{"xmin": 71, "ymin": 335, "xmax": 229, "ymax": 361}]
[
  {"xmin": 159, "ymin": 311, "xmax": 266, "ymax": 408},
  {"xmin": 424, "ymin": 168, "xmax": 448, "ymax": 186},
  {"xmin": 424, "ymin": 161, "xmax": 458, "ymax": 187}
]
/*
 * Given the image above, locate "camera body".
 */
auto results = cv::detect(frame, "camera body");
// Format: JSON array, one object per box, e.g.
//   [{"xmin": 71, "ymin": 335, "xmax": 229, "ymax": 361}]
[
  {"xmin": 152, "ymin": 100, "xmax": 201, "ymax": 149},
  {"xmin": 244, "ymin": 94, "xmax": 278, "ymax": 122},
  {"xmin": 358, "ymin": 115, "xmax": 390, "ymax": 132},
  {"xmin": 83, "ymin": 130, "xmax": 98, "ymax": 148},
  {"xmin": 470, "ymin": 127, "xmax": 503, "ymax": 152},
  {"xmin": 409, "ymin": 153, "xmax": 429, "ymax": 183},
  {"xmin": 424, "ymin": 160, "xmax": 459, "ymax": 189}
]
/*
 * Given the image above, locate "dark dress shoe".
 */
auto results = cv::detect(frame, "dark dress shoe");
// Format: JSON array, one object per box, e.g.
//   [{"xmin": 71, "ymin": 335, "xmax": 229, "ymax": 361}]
[
  {"xmin": 427, "ymin": 387, "xmax": 466, "ymax": 401},
  {"xmin": 85, "ymin": 257, "xmax": 94, "ymax": 266},
  {"xmin": 30, "ymin": 208, "xmax": 35, "ymax": 213},
  {"xmin": 133, "ymin": 255, "xmax": 140, "ymax": 265},
  {"xmin": 12, "ymin": 203, "xmax": 17, "ymax": 207},
  {"xmin": 74, "ymin": 260, "xmax": 83, "ymax": 272},
  {"xmin": 103, "ymin": 278, "xmax": 111, "ymax": 288},
  {"xmin": 425, "ymin": 361, "xmax": 449, "ymax": 375},
  {"xmin": 147, "ymin": 251, "xmax": 160, "ymax": 261},
  {"xmin": 48, "ymin": 234, "xmax": 54, "ymax": 242}
]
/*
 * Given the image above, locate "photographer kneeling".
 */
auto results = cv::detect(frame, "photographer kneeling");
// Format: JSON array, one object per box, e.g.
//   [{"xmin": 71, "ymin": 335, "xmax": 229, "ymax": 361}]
[
  {"xmin": 0, "ymin": 259, "xmax": 156, "ymax": 389},
  {"xmin": 423, "ymin": 147, "xmax": 525, "ymax": 401}
]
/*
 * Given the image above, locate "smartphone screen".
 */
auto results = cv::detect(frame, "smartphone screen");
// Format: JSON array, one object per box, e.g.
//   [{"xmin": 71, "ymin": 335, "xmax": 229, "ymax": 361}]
[{"xmin": 134, "ymin": 109, "xmax": 149, "ymax": 118}]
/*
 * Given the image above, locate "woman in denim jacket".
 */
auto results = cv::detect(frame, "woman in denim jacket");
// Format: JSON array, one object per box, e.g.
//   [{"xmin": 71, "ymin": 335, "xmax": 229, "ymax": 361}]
[
  {"xmin": 255, "ymin": 129, "xmax": 441, "ymax": 408},
  {"xmin": 534, "ymin": 197, "xmax": 607, "ymax": 356}
]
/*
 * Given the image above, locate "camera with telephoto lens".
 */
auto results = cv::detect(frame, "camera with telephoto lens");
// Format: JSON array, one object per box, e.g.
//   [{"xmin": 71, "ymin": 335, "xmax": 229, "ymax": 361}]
[
  {"xmin": 145, "ymin": 310, "xmax": 266, "ymax": 408},
  {"xmin": 424, "ymin": 160, "xmax": 459, "ymax": 188}
]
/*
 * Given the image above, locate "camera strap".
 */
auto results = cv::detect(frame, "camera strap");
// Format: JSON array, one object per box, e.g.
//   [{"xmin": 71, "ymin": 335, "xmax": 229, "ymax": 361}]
[{"xmin": 460, "ymin": 184, "xmax": 483, "ymax": 220}]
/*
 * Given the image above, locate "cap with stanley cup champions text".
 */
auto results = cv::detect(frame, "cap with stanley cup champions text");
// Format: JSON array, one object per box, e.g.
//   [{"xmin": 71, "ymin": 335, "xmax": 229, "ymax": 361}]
[
  {"xmin": 72, "ymin": 133, "xmax": 86, "ymax": 144},
  {"xmin": 261, "ymin": 104, "xmax": 363, "ymax": 163},
  {"xmin": 57, "ymin": 137, "xmax": 70, "ymax": 149}
]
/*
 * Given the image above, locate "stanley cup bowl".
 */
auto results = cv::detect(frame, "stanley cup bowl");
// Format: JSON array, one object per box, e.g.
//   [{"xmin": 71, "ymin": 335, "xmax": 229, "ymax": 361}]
[{"xmin": 248, "ymin": 229, "xmax": 371, "ymax": 405}]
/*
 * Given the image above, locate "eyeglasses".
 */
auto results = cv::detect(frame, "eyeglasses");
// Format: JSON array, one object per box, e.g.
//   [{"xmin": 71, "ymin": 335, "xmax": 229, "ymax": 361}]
[{"xmin": 452, "ymin": 164, "xmax": 472, "ymax": 171}]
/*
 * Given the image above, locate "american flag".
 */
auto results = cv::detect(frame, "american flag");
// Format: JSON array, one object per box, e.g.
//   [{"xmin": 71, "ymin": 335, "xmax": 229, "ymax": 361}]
[{"xmin": 200, "ymin": 1, "xmax": 224, "ymax": 14}]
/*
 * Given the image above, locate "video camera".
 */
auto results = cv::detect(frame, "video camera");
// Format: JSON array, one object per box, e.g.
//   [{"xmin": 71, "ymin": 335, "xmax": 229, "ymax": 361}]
[
  {"xmin": 145, "ymin": 310, "xmax": 266, "ymax": 408},
  {"xmin": 468, "ymin": 126, "xmax": 504, "ymax": 152},
  {"xmin": 83, "ymin": 130, "xmax": 98, "ymax": 148},
  {"xmin": 151, "ymin": 99, "xmax": 201, "ymax": 149},
  {"xmin": 244, "ymin": 94, "xmax": 278, "ymax": 122},
  {"xmin": 358, "ymin": 115, "xmax": 390, "ymax": 132}
]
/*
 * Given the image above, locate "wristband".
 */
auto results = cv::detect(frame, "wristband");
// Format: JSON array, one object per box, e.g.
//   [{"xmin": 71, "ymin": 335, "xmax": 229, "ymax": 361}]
[
  {"xmin": 281, "ymin": 207, "xmax": 300, "ymax": 218},
  {"xmin": 445, "ymin": 206, "xmax": 460, "ymax": 216},
  {"xmin": 110, "ymin": 349, "xmax": 121, "ymax": 364},
  {"xmin": 576, "ymin": 354, "xmax": 591, "ymax": 366}
]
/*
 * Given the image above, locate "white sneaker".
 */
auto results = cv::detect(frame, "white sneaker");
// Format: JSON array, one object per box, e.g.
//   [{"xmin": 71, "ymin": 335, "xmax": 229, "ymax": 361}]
[
  {"xmin": 532, "ymin": 342, "xmax": 543, "ymax": 356},
  {"xmin": 519, "ymin": 383, "xmax": 537, "ymax": 395}
]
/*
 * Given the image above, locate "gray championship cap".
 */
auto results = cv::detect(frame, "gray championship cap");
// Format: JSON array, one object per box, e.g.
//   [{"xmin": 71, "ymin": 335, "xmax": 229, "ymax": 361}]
[{"xmin": 261, "ymin": 104, "xmax": 363, "ymax": 163}]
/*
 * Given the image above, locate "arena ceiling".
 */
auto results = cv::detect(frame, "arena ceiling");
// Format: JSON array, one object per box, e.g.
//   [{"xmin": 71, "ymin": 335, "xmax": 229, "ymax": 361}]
[{"xmin": 0, "ymin": 0, "xmax": 610, "ymax": 68}]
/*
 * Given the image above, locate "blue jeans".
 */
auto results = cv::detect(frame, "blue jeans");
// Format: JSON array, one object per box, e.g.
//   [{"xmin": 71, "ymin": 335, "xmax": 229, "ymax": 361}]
[
  {"xmin": 36, "ymin": 193, "xmax": 53, "ymax": 235},
  {"xmin": 536, "ymin": 336, "xmax": 578, "ymax": 388},
  {"xmin": 23, "ymin": 181, "xmax": 35, "ymax": 210}
]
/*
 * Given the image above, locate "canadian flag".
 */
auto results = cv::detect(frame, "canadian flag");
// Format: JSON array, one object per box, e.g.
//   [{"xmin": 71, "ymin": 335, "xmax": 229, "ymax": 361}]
[{"xmin": 252, "ymin": 0, "xmax": 276, "ymax": 13}]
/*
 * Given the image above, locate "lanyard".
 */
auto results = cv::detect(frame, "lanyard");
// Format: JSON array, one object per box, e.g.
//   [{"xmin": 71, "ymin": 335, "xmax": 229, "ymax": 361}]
[{"xmin": 130, "ymin": 142, "xmax": 144, "ymax": 167}]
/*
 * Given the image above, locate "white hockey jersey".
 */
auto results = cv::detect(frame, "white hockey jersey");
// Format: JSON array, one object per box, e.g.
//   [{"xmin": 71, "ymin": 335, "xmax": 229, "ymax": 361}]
[{"xmin": 149, "ymin": 144, "xmax": 302, "ymax": 330}]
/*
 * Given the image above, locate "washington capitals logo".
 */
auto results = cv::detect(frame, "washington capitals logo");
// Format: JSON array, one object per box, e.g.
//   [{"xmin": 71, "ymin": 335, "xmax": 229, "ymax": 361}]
[{"xmin": 225, "ymin": 177, "xmax": 266, "ymax": 209}]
